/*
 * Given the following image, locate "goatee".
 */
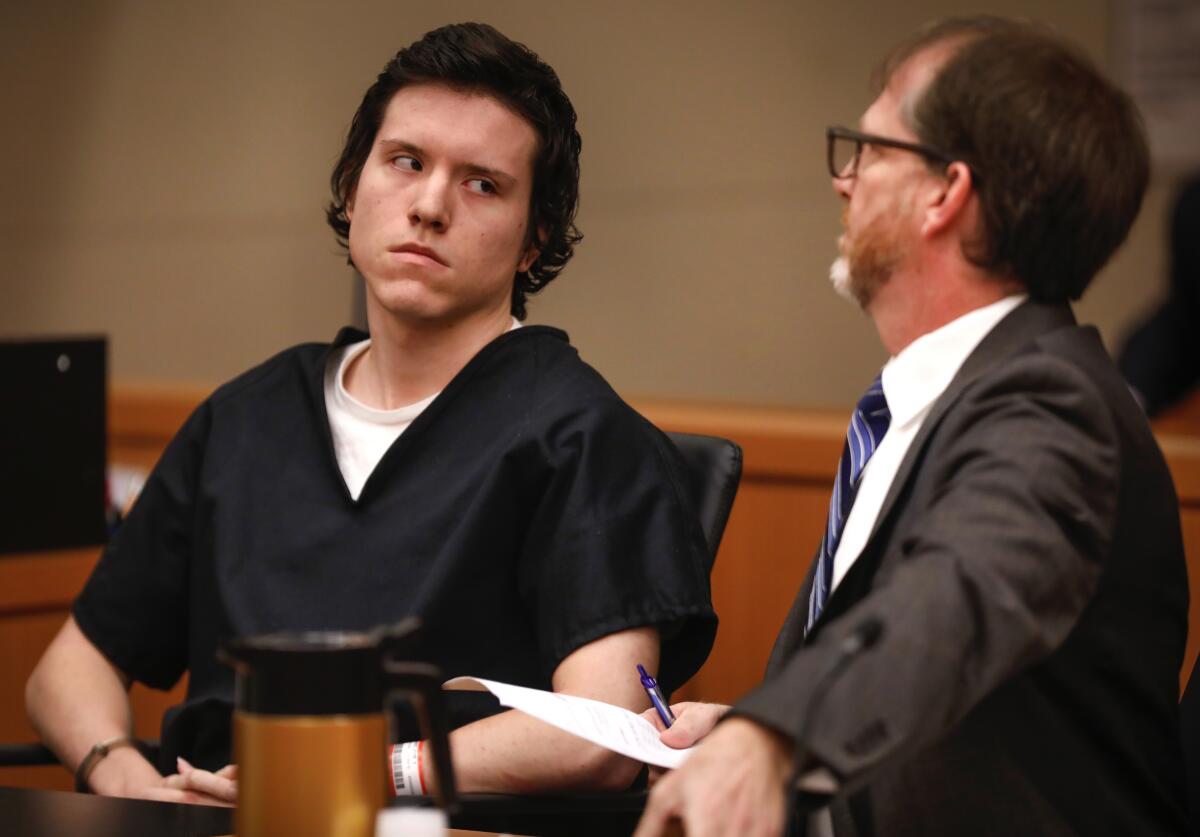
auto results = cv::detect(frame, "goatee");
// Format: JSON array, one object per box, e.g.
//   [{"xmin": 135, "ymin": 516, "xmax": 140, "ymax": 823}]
[{"xmin": 829, "ymin": 256, "xmax": 856, "ymax": 303}]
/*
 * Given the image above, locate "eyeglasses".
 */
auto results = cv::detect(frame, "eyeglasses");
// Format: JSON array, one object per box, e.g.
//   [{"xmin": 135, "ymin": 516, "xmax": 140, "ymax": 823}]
[{"xmin": 827, "ymin": 125, "xmax": 957, "ymax": 179}]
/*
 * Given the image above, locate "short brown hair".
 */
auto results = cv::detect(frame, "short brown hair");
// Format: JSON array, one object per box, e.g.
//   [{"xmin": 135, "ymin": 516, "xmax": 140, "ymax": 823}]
[{"xmin": 881, "ymin": 17, "xmax": 1149, "ymax": 302}]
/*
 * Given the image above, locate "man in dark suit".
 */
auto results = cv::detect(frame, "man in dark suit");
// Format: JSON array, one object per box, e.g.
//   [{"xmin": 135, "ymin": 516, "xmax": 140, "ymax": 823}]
[{"xmin": 636, "ymin": 16, "xmax": 1189, "ymax": 837}]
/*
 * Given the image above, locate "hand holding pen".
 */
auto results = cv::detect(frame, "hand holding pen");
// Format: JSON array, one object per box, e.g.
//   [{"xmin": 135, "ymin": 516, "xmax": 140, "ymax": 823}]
[{"xmin": 638, "ymin": 664, "xmax": 676, "ymax": 728}]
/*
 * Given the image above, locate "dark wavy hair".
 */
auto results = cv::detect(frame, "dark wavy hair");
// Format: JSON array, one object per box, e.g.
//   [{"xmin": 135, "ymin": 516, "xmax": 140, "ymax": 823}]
[
  {"xmin": 877, "ymin": 16, "xmax": 1149, "ymax": 302},
  {"xmin": 326, "ymin": 22, "xmax": 583, "ymax": 319}
]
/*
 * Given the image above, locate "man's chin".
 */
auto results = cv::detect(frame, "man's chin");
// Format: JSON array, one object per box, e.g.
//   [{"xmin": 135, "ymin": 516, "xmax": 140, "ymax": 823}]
[{"xmin": 364, "ymin": 282, "xmax": 445, "ymax": 323}]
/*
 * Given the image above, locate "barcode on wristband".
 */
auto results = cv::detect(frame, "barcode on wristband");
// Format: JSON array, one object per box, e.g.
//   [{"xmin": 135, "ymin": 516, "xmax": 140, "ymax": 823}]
[{"xmin": 391, "ymin": 741, "xmax": 424, "ymax": 797}]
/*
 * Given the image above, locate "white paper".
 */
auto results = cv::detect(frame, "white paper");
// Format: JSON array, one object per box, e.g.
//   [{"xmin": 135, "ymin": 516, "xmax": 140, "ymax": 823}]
[{"xmin": 444, "ymin": 676, "xmax": 692, "ymax": 769}]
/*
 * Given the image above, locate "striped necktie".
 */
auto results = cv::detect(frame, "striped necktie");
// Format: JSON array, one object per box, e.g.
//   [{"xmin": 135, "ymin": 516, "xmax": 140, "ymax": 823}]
[{"xmin": 806, "ymin": 373, "xmax": 891, "ymax": 632}]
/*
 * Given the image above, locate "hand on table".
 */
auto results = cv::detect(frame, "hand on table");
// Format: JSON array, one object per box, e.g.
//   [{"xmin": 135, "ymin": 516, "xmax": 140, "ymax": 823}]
[
  {"xmin": 132, "ymin": 759, "xmax": 238, "ymax": 807},
  {"xmin": 86, "ymin": 742, "xmax": 237, "ymax": 807},
  {"xmin": 634, "ymin": 717, "xmax": 793, "ymax": 837}
]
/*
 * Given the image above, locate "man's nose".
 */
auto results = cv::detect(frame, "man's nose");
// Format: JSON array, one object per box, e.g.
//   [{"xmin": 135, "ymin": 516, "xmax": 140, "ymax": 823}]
[
  {"xmin": 408, "ymin": 173, "xmax": 451, "ymax": 230},
  {"xmin": 832, "ymin": 174, "xmax": 853, "ymax": 200}
]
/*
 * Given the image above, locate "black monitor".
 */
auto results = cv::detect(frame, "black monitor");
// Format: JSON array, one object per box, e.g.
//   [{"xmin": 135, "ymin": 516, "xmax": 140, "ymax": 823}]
[{"xmin": 0, "ymin": 336, "xmax": 107, "ymax": 553}]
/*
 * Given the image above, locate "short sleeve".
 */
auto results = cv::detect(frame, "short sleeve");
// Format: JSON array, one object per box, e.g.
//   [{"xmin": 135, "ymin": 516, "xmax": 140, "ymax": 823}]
[
  {"xmin": 73, "ymin": 401, "xmax": 211, "ymax": 691},
  {"xmin": 518, "ymin": 396, "xmax": 717, "ymax": 693}
]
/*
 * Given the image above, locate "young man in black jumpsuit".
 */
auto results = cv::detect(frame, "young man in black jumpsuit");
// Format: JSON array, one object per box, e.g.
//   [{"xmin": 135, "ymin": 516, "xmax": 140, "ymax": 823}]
[{"xmin": 27, "ymin": 23, "xmax": 716, "ymax": 804}]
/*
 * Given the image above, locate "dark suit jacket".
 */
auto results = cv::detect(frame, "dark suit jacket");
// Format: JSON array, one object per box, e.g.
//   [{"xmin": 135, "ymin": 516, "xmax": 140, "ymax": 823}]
[{"xmin": 734, "ymin": 301, "xmax": 1189, "ymax": 836}]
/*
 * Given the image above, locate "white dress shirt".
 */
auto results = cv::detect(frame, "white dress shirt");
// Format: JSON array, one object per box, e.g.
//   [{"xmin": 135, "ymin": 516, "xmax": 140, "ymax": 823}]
[{"xmin": 830, "ymin": 294, "xmax": 1027, "ymax": 591}]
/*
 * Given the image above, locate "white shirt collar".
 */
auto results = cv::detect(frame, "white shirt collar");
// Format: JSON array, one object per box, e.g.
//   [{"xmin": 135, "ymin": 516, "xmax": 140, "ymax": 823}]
[
  {"xmin": 333, "ymin": 317, "xmax": 523, "ymax": 419},
  {"xmin": 880, "ymin": 294, "xmax": 1027, "ymax": 428}
]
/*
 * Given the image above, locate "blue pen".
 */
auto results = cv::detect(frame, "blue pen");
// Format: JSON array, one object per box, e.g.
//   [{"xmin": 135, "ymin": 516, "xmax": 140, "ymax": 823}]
[{"xmin": 638, "ymin": 664, "xmax": 676, "ymax": 728}]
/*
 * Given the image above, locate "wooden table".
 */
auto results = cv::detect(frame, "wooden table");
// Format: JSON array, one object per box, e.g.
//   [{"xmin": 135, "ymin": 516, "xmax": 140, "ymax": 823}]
[
  {"xmin": 0, "ymin": 785, "xmax": 231, "ymax": 837},
  {"xmin": 0, "ymin": 785, "xmax": 510, "ymax": 837}
]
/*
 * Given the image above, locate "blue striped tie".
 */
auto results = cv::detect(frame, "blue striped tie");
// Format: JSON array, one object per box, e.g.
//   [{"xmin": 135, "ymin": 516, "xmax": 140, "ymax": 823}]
[{"xmin": 806, "ymin": 373, "xmax": 891, "ymax": 632}]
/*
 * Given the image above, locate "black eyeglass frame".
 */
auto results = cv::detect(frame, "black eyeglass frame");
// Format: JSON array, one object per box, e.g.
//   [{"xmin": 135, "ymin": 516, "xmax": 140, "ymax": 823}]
[{"xmin": 826, "ymin": 125, "xmax": 958, "ymax": 179}]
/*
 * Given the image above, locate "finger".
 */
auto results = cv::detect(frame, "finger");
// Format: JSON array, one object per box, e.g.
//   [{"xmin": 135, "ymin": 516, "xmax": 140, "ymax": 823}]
[
  {"xmin": 663, "ymin": 701, "xmax": 714, "ymax": 719},
  {"xmin": 632, "ymin": 801, "xmax": 670, "ymax": 837},
  {"xmin": 640, "ymin": 707, "xmax": 668, "ymax": 732},
  {"xmin": 138, "ymin": 786, "xmax": 196, "ymax": 803},
  {"xmin": 182, "ymin": 786, "xmax": 236, "ymax": 810},
  {"xmin": 633, "ymin": 778, "xmax": 679, "ymax": 837},
  {"xmin": 178, "ymin": 756, "xmax": 240, "ymax": 784},
  {"xmin": 137, "ymin": 786, "xmax": 233, "ymax": 807},
  {"xmin": 188, "ymin": 786, "xmax": 235, "ymax": 805},
  {"xmin": 646, "ymin": 765, "xmax": 667, "ymax": 787},
  {"xmin": 661, "ymin": 705, "xmax": 723, "ymax": 749},
  {"xmin": 634, "ymin": 803, "xmax": 680, "ymax": 837},
  {"xmin": 179, "ymin": 768, "xmax": 239, "ymax": 802}
]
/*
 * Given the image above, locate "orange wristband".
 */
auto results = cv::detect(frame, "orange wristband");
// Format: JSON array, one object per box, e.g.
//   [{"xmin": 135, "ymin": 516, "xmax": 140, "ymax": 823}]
[
  {"xmin": 387, "ymin": 744, "xmax": 397, "ymax": 798},
  {"xmin": 416, "ymin": 740, "xmax": 427, "ymax": 795}
]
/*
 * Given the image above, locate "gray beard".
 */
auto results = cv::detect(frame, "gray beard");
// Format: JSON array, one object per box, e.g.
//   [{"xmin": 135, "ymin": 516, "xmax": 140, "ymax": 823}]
[{"xmin": 829, "ymin": 255, "xmax": 857, "ymax": 304}]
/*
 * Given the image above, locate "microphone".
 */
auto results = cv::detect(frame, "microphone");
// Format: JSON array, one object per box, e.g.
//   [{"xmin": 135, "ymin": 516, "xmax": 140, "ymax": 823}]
[{"xmin": 785, "ymin": 617, "xmax": 885, "ymax": 825}]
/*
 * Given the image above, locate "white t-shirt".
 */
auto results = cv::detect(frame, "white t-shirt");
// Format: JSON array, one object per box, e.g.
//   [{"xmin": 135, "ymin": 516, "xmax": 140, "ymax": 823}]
[{"xmin": 324, "ymin": 319, "xmax": 521, "ymax": 500}]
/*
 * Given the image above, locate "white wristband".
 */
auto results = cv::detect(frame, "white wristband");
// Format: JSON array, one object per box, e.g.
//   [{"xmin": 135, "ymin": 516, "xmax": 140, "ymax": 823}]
[{"xmin": 390, "ymin": 741, "xmax": 427, "ymax": 797}]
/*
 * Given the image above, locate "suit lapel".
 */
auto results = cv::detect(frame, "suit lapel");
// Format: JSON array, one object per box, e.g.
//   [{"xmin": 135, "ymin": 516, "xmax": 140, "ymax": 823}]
[{"xmin": 800, "ymin": 300, "xmax": 1077, "ymax": 639}]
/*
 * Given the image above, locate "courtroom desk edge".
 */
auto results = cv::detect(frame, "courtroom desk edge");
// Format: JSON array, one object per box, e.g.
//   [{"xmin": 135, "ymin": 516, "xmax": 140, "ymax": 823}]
[
  {"xmin": 0, "ymin": 785, "xmax": 232, "ymax": 837},
  {"xmin": 0, "ymin": 786, "xmax": 526, "ymax": 837}
]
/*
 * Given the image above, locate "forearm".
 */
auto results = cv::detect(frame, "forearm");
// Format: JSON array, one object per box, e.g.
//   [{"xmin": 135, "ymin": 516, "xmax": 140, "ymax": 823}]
[
  {"xmin": 436, "ymin": 708, "xmax": 644, "ymax": 794},
  {"xmin": 25, "ymin": 616, "xmax": 160, "ymax": 793},
  {"xmin": 419, "ymin": 625, "xmax": 661, "ymax": 795}
]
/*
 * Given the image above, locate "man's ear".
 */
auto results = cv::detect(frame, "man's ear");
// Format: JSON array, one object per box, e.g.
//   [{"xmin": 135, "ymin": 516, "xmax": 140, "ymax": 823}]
[
  {"xmin": 921, "ymin": 161, "xmax": 973, "ymax": 238},
  {"xmin": 518, "ymin": 227, "xmax": 546, "ymax": 273}
]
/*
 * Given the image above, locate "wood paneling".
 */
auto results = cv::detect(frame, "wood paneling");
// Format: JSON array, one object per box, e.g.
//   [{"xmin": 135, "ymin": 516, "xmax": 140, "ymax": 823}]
[
  {"xmin": 0, "ymin": 561, "xmax": 187, "ymax": 790},
  {"xmin": 670, "ymin": 481, "xmax": 828, "ymax": 705},
  {"xmin": 1, "ymin": 384, "xmax": 1196, "ymax": 790}
]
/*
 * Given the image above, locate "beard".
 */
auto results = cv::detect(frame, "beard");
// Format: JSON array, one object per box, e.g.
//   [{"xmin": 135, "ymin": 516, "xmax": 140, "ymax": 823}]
[
  {"xmin": 829, "ymin": 255, "xmax": 854, "ymax": 303},
  {"xmin": 830, "ymin": 207, "xmax": 907, "ymax": 308}
]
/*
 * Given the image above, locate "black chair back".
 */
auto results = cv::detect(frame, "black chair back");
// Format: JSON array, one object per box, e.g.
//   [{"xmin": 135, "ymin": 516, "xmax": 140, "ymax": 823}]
[{"xmin": 665, "ymin": 431, "xmax": 742, "ymax": 567}]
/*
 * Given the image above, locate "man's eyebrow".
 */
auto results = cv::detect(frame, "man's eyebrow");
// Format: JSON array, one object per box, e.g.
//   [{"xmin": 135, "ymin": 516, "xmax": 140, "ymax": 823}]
[
  {"xmin": 462, "ymin": 162, "xmax": 518, "ymax": 185},
  {"xmin": 376, "ymin": 138, "xmax": 518, "ymax": 185},
  {"xmin": 377, "ymin": 138, "xmax": 425, "ymax": 157}
]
